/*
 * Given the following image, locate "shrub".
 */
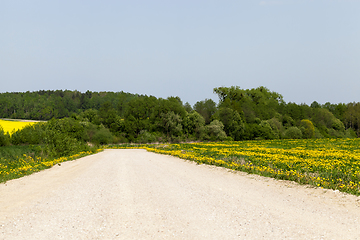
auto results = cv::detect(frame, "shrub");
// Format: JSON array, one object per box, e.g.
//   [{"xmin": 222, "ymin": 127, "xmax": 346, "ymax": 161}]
[
  {"xmin": 344, "ymin": 128, "xmax": 356, "ymax": 138},
  {"xmin": 44, "ymin": 129, "xmax": 84, "ymax": 157},
  {"xmin": 328, "ymin": 128, "xmax": 345, "ymax": 138},
  {"xmin": 283, "ymin": 126, "xmax": 302, "ymax": 139},
  {"xmin": 114, "ymin": 132, "xmax": 129, "ymax": 143},
  {"xmin": 204, "ymin": 120, "xmax": 227, "ymax": 141},
  {"xmin": 300, "ymin": 119, "xmax": 315, "ymax": 139},
  {"xmin": 332, "ymin": 118, "xmax": 345, "ymax": 131},
  {"xmin": 258, "ymin": 120, "xmax": 276, "ymax": 140},
  {"xmin": 43, "ymin": 118, "xmax": 90, "ymax": 157},
  {"xmin": 137, "ymin": 130, "xmax": 157, "ymax": 144},
  {"xmin": 0, "ymin": 126, "xmax": 10, "ymax": 146},
  {"xmin": 160, "ymin": 111, "xmax": 183, "ymax": 137},
  {"xmin": 92, "ymin": 126, "xmax": 114, "ymax": 145},
  {"xmin": 11, "ymin": 122, "xmax": 46, "ymax": 145},
  {"xmin": 216, "ymin": 107, "xmax": 245, "ymax": 141},
  {"xmin": 183, "ymin": 111, "xmax": 205, "ymax": 138},
  {"xmin": 314, "ymin": 128, "xmax": 324, "ymax": 138},
  {"xmin": 267, "ymin": 117, "xmax": 283, "ymax": 138}
]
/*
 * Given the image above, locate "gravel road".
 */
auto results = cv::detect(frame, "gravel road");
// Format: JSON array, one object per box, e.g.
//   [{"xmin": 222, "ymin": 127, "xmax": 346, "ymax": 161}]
[{"xmin": 1, "ymin": 149, "xmax": 360, "ymax": 239}]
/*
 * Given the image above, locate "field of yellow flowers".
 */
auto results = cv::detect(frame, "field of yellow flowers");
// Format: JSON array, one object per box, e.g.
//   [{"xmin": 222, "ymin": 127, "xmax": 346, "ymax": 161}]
[
  {"xmin": 112, "ymin": 139, "xmax": 360, "ymax": 195},
  {"xmin": 0, "ymin": 119, "xmax": 37, "ymax": 135}
]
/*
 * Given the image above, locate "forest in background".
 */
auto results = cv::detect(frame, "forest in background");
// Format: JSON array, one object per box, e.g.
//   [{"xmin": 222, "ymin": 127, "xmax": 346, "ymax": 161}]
[{"xmin": 1, "ymin": 86, "xmax": 360, "ymax": 151}]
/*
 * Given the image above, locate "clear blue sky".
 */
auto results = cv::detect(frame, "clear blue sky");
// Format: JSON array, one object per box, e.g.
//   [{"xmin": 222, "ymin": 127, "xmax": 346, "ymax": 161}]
[{"xmin": 1, "ymin": 0, "xmax": 359, "ymax": 106}]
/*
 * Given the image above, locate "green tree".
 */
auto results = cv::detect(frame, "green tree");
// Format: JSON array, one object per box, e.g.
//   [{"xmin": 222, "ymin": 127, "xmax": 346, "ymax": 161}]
[
  {"xmin": 284, "ymin": 127, "xmax": 302, "ymax": 139},
  {"xmin": 194, "ymin": 99, "xmax": 217, "ymax": 124},
  {"xmin": 344, "ymin": 102, "xmax": 360, "ymax": 136},
  {"xmin": 44, "ymin": 119, "xmax": 85, "ymax": 157},
  {"xmin": 80, "ymin": 109, "xmax": 101, "ymax": 125},
  {"xmin": 0, "ymin": 126, "xmax": 10, "ymax": 146},
  {"xmin": 204, "ymin": 120, "xmax": 227, "ymax": 141},
  {"xmin": 258, "ymin": 120, "xmax": 276, "ymax": 139},
  {"xmin": 11, "ymin": 122, "xmax": 46, "ymax": 145},
  {"xmin": 216, "ymin": 107, "xmax": 245, "ymax": 141},
  {"xmin": 184, "ymin": 102, "xmax": 193, "ymax": 113},
  {"xmin": 160, "ymin": 111, "xmax": 183, "ymax": 137},
  {"xmin": 267, "ymin": 117, "xmax": 283, "ymax": 139},
  {"xmin": 183, "ymin": 111, "xmax": 205, "ymax": 138},
  {"xmin": 99, "ymin": 101, "xmax": 121, "ymax": 131},
  {"xmin": 300, "ymin": 119, "xmax": 315, "ymax": 139},
  {"xmin": 92, "ymin": 125, "xmax": 114, "ymax": 145}
]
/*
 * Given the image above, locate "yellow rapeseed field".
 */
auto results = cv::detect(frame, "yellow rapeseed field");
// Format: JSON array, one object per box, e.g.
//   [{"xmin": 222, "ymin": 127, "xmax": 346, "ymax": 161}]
[{"xmin": 0, "ymin": 119, "xmax": 38, "ymax": 135}]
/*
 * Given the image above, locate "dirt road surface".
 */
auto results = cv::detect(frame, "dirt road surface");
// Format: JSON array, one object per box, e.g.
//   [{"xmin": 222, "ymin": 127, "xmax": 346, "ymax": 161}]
[{"xmin": 1, "ymin": 149, "xmax": 360, "ymax": 239}]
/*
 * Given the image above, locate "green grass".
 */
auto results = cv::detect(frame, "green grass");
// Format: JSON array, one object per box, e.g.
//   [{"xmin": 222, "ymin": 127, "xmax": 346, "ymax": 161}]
[
  {"xmin": 0, "ymin": 145, "xmax": 44, "ymax": 161},
  {"xmin": 110, "ymin": 139, "xmax": 360, "ymax": 195},
  {"xmin": 0, "ymin": 145, "xmax": 101, "ymax": 183}
]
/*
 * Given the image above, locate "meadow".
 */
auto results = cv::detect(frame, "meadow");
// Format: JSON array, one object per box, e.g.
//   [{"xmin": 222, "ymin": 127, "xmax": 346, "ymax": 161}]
[
  {"xmin": 0, "ymin": 146, "xmax": 101, "ymax": 183},
  {"xmin": 111, "ymin": 138, "xmax": 360, "ymax": 195}
]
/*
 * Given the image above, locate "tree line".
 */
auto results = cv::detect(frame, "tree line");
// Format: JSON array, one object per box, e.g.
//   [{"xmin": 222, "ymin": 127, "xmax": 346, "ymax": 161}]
[{"xmin": 1, "ymin": 86, "xmax": 360, "ymax": 149}]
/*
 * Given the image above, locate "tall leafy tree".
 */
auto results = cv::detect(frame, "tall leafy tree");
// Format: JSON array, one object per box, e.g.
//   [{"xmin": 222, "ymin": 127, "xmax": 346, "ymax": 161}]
[
  {"xmin": 183, "ymin": 111, "xmax": 205, "ymax": 138},
  {"xmin": 193, "ymin": 99, "xmax": 217, "ymax": 124},
  {"xmin": 215, "ymin": 107, "xmax": 245, "ymax": 141}
]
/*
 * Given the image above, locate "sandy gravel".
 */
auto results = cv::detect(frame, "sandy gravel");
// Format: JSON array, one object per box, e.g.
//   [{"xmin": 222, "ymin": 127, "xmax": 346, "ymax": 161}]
[{"xmin": 1, "ymin": 149, "xmax": 360, "ymax": 239}]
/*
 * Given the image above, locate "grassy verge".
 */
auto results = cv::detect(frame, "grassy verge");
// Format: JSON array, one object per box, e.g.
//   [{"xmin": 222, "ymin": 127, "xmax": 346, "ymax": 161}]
[
  {"xmin": 0, "ymin": 145, "xmax": 102, "ymax": 183},
  {"xmin": 109, "ymin": 139, "xmax": 360, "ymax": 196}
]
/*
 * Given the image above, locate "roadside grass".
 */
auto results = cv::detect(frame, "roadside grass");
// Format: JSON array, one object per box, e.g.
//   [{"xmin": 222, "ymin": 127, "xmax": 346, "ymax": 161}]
[
  {"xmin": 3, "ymin": 138, "xmax": 360, "ymax": 196},
  {"xmin": 0, "ymin": 145, "xmax": 102, "ymax": 183},
  {"xmin": 108, "ymin": 138, "xmax": 360, "ymax": 196}
]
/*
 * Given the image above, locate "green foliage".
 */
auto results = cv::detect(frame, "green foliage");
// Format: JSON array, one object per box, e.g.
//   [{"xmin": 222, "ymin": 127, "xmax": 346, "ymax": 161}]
[
  {"xmin": 283, "ymin": 102, "xmax": 311, "ymax": 121},
  {"xmin": 314, "ymin": 128, "xmax": 324, "ymax": 138},
  {"xmin": 99, "ymin": 101, "xmax": 121, "ymax": 130},
  {"xmin": 328, "ymin": 128, "xmax": 345, "ymax": 138},
  {"xmin": 216, "ymin": 107, "xmax": 245, "ymax": 141},
  {"xmin": 214, "ymin": 86, "xmax": 283, "ymax": 121},
  {"xmin": 310, "ymin": 101, "xmax": 321, "ymax": 108},
  {"xmin": 81, "ymin": 121, "xmax": 103, "ymax": 143},
  {"xmin": 204, "ymin": 120, "xmax": 227, "ymax": 141},
  {"xmin": 310, "ymin": 108, "xmax": 346, "ymax": 138},
  {"xmin": 184, "ymin": 102, "xmax": 193, "ymax": 113},
  {"xmin": 0, "ymin": 126, "xmax": 10, "ymax": 146},
  {"xmin": 300, "ymin": 119, "xmax": 315, "ymax": 139},
  {"xmin": 183, "ymin": 111, "xmax": 205, "ymax": 138},
  {"xmin": 284, "ymin": 127, "xmax": 303, "ymax": 139},
  {"xmin": 344, "ymin": 102, "xmax": 360, "ymax": 137},
  {"xmin": 258, "ymin": 120, "xmax": 276, "ymax": 140},
  {"xmin": 311, "ymin": 108, "xmax": 335, "ymax": 130},
  {"xmin": 92, "ymin": 125, "xmax": 114, "ymax": 145},
  {"xmin": 344, "ymin": 128, "xmax": 356, "ymax": 138},
  {"xmin": 0, "ymin": 145, "xmax": 45, "ymax": 162},
  {"xmin": 11, "ymin": 122, "xmax": 46, "ymax": 145},
  {"xmin": 267, "ymin": 117, "xmax": 283, "ymax": 139},
  {"xmin": 332, "ymin": 118, "xmax": 345, "ymax": 131},
  {"xmin": 0, "ymin": 90, "xmax": 137, "ymax": 120},
  {"xmin": 160, "ymin": 111, "xmax": 183, "ymax": 137},
  {"xmin": 1, "ymin": 86, "xmax": 359, "ymax": 143},
  {"xmin": 193, "ymin": 99, "xmax": 217, "ymax": 124},
  {"xmin": 80, "ymin": 109, "xmax": 101, "ymax": 125},
  {"xmin": 44, "ymin": 129, "xmax": 83, "ymax": 157},
  {"xmin": 137, "ymin": 130, "xmax": 158, "ymax": 144},
  {"xmin": 43, "ymin": 120, "xmax": 85, "ymax": 157},
  {"xmin": 242, "ymin": 121, "xmax": 278, "ymax": 140},
  {"xmin": 282, "ymin": 114, "xmax": 295, "ymax": 127}
]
